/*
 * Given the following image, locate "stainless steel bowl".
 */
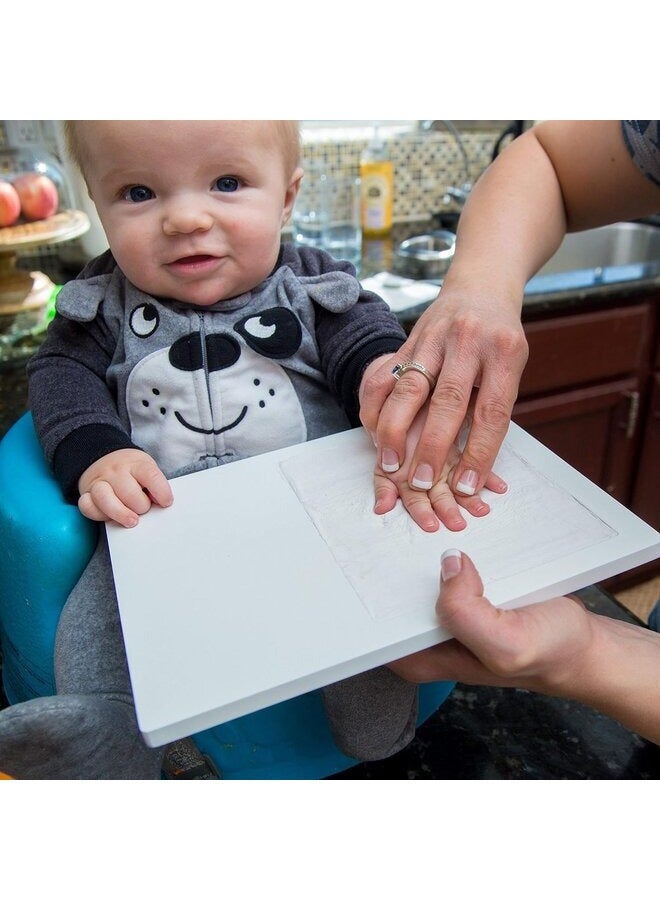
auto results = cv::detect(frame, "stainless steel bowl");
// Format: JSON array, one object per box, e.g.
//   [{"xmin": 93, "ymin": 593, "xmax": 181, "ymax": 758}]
[{"xmin": 394, "ymin": 230, "xmax": 456, "ymax": 280}]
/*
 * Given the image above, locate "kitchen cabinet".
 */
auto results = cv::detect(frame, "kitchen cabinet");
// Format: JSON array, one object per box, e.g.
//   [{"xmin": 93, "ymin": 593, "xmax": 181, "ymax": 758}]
[
  {"xmin": 512, "ymin": 296, "xmax": 660, "ymax": 584},
  {"xmin": 631, "ymin": 372, "xmax": 660, "ymax": 531},
  {"xmin": 513, "ymin": 378, "xmax": 640, "ymax": 504}
]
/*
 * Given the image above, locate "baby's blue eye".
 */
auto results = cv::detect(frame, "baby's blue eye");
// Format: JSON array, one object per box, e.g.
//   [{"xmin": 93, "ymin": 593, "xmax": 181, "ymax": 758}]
[
  {"xmin": 214, "ymin": 176, "xmax": 239, "ymax": 193},
  {"xmin": 124, "ymin": 185, "xmax": 154, "ymax": 202}
]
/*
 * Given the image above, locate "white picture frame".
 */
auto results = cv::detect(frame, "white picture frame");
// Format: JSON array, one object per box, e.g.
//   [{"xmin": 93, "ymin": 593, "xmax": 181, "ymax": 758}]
[{"xmin": 106, "ymin": 423, "xmax": 660, "ymax": 747}]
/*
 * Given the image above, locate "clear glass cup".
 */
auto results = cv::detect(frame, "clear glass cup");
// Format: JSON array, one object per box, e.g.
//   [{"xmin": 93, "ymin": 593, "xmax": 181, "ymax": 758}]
[
  {"xmin": 292, "ymin": 166, "xmax": 362, "ymax": 271},
  {"xmin": 292, "ymin": 162, "xmax": 328, "ymax": 250},
  {"xmin": 320, "ymin": 174, "xmax": 362, "ymax": 271}
]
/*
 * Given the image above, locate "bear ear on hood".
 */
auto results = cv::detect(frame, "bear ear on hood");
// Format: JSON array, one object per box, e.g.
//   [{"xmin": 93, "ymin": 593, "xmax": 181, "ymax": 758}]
[
  {"xmin": 297, "ymin": 271, "xmax": 361, "ymax": 311},
  {"xmin": 55, "ymin": 274, "xmax": 114, "ymax": 322},
  {"xmin": 56, "ymin": 263, "xmax": 153, "ymax": 323},
  {"xmin": 265, "ymin": 266, "xmax": 360, "ymax": 313}
]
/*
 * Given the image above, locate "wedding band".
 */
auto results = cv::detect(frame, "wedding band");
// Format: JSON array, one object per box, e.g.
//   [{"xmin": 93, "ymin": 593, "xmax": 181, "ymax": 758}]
[{"xmin": 391, "ymin": 361, "xmax": 437, "ymax": 390}]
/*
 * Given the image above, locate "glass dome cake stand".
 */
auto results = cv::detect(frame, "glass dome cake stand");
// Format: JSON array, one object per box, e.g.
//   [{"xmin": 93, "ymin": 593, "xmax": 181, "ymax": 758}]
[{"xmin": 0, "ymin": 209, "xmax": 89, "ymax": 367}]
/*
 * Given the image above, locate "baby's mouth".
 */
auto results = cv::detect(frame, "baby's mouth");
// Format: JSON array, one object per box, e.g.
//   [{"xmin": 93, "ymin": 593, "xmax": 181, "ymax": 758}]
[{"xmin": 170, "ymin": 254, "xmax": 217, "ymax": 266}]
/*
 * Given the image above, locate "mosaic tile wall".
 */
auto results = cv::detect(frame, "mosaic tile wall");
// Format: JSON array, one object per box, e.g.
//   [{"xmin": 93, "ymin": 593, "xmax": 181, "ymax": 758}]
[{"xmin": 300, "ymin": 127, "xmax": 502, "ymax": 222}]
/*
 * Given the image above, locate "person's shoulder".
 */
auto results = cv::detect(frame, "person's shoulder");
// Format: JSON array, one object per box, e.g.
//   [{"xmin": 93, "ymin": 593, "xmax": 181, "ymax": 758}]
[{"xmin": 621, "ymin": 120, "xmax": 660, "ymax": 186}]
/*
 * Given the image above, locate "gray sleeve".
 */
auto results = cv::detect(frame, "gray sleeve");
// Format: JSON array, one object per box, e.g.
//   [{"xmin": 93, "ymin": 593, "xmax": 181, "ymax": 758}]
[
  {"xmin": 315, "ymin": 287, "xmax": 406, "ymax": 423},
  {"xmin": 27, "ymin": 312, "xmax": 137, "ymax": 501},
  {"xmin": 279, "ymin": 242, "xmax": 407, "ymax": 423}
]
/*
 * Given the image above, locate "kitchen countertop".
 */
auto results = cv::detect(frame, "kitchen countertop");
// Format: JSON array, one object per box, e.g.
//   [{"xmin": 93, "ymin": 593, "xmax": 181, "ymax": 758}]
[
  {"xmin": 358, "ymin": 219, "xmax": 660, "ymax": 327},
  {"xmin": 330, "ymin": 585, "xmax": 660, "ymax": 779}
]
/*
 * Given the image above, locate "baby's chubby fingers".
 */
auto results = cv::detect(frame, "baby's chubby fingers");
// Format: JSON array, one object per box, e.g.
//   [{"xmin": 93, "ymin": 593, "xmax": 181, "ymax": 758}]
[
  {"xmin": 78, "ymin": 448, "xmax": 173, "ymax": 528},
  {"xmin": 131, "ymin": 456, "xmax": 174, "ymax": 509},
  {"xmin": 427, "ymin": 480, "xmax": 467, "ymax": 532},
  {"xmin": 79, "ymin": 480, "xmax": 140, "ymax": 528},
  {"xmin": 389, "ymin": 478, "xmax": 440, "ymax": 533},
  {"xmin": 373, "ymin": 447, "xmax": 441, "ymax": 532},
  {"xmin": 372, "ymin": 472, "xmax": 399, "ymax": 517}
]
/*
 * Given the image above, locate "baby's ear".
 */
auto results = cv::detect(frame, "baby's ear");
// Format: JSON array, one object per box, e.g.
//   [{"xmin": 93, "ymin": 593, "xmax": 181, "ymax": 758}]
[
  {"xmin": 282, "ymin": 166, "xmax": 304, "ymax": 225},
  {"xmin": 298, "ymin": 272, "xmax": 360, "ymax": 311}
]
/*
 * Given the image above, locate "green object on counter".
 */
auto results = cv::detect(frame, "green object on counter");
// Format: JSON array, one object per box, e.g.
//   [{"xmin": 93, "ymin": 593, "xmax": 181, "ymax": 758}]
[{"xmin": 46, "ymin": 284, "xmax": 62, "ymax": 322}]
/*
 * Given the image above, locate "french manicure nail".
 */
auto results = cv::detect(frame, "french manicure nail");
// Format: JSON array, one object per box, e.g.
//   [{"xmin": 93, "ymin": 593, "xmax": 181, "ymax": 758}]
[
  {"xmin": 456, "ymin": 469, "xmax": 478, "ymax": 496},
  {"xmin": 412, "ymin": 463, "xmax": 434, "ymax": 490},
  {"xmin": 441, "ymin": 548, "xmax": 462, "ymax": 581},
  {"xmin": 381, "ymin": 449, "xmax": 399, "ymax": 473}
]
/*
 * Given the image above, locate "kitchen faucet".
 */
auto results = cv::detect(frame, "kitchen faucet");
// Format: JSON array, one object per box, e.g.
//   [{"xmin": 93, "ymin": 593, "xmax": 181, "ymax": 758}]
[{"xmin": 419, "ymin": 120, "xmax": 473, "ymax": 208}]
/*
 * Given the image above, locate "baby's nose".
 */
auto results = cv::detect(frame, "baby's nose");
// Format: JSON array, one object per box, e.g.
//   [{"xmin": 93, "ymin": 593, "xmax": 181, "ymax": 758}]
[{"xmin": 162, "ymin": 199, "xmax": 214, "ymax": 235}]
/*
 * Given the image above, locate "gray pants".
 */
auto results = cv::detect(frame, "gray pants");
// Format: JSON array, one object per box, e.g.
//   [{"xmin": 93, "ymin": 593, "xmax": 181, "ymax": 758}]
[{"xmin": 0, "ymin": 534, "xmax": 418, "ymax": 779}]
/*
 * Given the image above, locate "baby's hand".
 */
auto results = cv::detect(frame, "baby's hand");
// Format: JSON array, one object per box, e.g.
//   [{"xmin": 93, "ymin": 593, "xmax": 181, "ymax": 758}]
[
  {"xmin": 372, "ymin": 408, "xmax": 507, "ymax": 533},
  {"xmin": 78, "ymin": 448, "xmax": 173, "ymax": 528}
]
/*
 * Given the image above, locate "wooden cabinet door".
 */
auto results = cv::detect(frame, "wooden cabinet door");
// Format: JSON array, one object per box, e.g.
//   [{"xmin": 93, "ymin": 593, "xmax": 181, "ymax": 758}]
[
  {"xmin": 519, "ymin": 304, "xmax": 651, "ymax": 398},
  {"xmin": 631, "ymin": 372, "xmax": 660, "ymax": 530},
  {"xmin": 512, "ymin": 377, "xmax": 641, "ymax": 503}
]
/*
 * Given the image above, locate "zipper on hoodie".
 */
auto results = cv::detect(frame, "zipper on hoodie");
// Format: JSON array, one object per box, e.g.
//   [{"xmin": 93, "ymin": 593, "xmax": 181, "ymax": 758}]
[{"xmin": 197, "ymin": 312, "xmax": 216, "ymax": 429}]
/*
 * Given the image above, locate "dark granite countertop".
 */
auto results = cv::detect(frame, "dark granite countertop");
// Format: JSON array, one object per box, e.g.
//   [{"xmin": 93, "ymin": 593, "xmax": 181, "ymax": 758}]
[
  {"xmin": 331, "ymin": 586, "xmax": 660, "ymax": 780},
  {"xmin": 358, "ymin": 219, "xmax": 660, "ymax": 327}
]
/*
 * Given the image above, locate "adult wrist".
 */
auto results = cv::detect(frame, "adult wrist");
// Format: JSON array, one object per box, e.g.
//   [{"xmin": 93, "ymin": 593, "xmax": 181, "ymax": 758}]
[
  {"xmin": 441, "ymin": 261, "xmax": 526, "ymax": 314},
  {"xmin": 556, "ymin": 612, "xmax": 660, "ymax": 742}
]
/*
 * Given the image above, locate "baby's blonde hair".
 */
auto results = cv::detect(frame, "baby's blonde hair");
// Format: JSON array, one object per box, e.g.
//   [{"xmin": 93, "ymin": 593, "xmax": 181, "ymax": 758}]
[
  {"xmin": 271, "ymin": 120, "xmax": 302, "ymax": 176},
  {"xmin": 62, "ymin": 120, "xmax": 93, "ymax": 182},
  {"xmin": 63, "ymin": 120, "xmax": 301, "ymax": 181}
]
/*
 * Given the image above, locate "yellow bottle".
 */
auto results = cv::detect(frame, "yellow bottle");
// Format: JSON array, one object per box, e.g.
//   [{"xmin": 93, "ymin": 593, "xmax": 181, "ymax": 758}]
[{"xmin": 360, "ymin": 125, "xmax": 393, "ymax": 238}]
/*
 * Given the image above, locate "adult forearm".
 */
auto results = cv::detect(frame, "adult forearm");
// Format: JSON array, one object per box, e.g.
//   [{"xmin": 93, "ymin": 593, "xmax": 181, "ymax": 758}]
[
  {"xmin": 442, "ymin": 129, "xmax": 568, "ymax": 303},
  {"xmin": 567, "ymin": 613, "xmax": 660, "ymax": 745}
]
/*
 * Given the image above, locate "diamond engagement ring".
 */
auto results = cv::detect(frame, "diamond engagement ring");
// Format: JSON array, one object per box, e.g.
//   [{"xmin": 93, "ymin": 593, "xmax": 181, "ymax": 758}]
[{"xmin": 391, "ymin": 361, "xmax": 437, "ymax": 390}]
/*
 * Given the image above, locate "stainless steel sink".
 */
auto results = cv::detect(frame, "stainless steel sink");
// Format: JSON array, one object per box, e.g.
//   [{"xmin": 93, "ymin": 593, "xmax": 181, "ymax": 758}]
[
  {"xmin": 383, "ymin": 221, "xmax": 660, "ymax": 321},
  {"xmin": 526, "ymin": 221, "xmax": 660, "ymax": 295},
  {"xmin": 536, "ymin": 222, "xmax": 660, "ymax": 274}
]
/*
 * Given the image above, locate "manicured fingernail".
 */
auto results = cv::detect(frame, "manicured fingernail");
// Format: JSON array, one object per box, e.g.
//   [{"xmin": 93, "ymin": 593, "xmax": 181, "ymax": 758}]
[
  {"xmin": 370, "ymin": 431, "xmax": 378, "ymax": 448},
  {"xmin": 381, "ymin": 448, "xmax": 399, "ymax": 473},
  {"xmin": 412, "ymin": 463, "xmax": 434, "ymax": 490},
  {"xmin": 441, "ymin": 548, "xmax": 462, "ymax": 581},
  {"xmin": 456, "ymin": 469, "xmax": 478, "ymax": 495}
]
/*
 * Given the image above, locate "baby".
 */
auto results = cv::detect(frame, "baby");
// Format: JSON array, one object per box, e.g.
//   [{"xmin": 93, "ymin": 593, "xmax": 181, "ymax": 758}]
[{"xmin": 0, "ymin": 121, "xmax": 494, "ymax": 778}]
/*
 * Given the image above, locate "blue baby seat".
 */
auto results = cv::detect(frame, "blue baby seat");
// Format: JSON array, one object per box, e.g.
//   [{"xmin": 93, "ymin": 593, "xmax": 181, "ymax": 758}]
[{"xmin": 0, "ymin": 413, "xmax": 455, "ymax": 779}]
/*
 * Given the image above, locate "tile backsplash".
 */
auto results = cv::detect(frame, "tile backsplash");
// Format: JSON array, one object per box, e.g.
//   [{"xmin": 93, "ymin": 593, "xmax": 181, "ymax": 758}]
[{"xmin": 300, "ymin": 124, "xmax": 502, "ymax": 222}]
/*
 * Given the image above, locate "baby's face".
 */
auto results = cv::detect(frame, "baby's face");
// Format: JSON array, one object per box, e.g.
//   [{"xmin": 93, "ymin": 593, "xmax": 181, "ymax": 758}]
[{"xmin": 80, "ymin": 121, "xmax": 302, "ymax": 306}]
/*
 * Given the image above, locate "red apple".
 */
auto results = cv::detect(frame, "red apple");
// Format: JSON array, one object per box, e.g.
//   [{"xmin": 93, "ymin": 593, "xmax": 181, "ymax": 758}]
[
  {"xmin": 13, "ymin": 172, "xmax": 59, "ymax": 221},
  {"xmin": 0, "ymin": 179, "xmax": 21, "ymax": 227}
]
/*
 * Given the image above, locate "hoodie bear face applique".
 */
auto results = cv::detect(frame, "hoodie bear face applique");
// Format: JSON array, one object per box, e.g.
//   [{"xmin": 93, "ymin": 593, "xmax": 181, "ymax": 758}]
[{"xmin": 126, "ymin": 304, "xmax": 307, "ymax": 474}]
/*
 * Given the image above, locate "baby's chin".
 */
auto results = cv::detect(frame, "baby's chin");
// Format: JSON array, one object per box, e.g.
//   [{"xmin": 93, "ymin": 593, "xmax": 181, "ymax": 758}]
[{"xmin": 130, "ymin": 277, "xmax": 252, "ymax": 307}]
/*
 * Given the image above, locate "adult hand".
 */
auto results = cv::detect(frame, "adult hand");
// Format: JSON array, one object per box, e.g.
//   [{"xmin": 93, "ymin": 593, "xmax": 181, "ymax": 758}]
[
  {"xmin": 388, "ymin": 550, "xmax": 592, "ymax": 696},
  {"xmin": 78, "ymin": 448, "xmax": 173, "ymax": 528},
  {"xmin": 361, "ymin": 354, "xmax": 506, "ymax": 533},
  {"xmin": 359, "ymin": 287, "xmax": 528, "ymax": 498}
]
